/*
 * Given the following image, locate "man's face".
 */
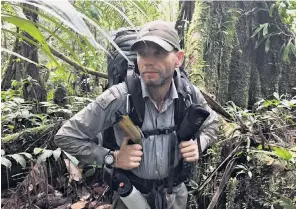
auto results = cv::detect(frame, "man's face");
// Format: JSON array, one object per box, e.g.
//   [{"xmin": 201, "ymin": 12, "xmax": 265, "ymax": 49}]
[{"xmin": 136, "ymin": 42, "xmax": 183, "ymax": 87}]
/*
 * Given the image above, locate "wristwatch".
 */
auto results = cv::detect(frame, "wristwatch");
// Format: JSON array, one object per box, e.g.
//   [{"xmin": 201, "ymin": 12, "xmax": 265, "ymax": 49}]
[{"xmin": 104, "ymin": 150, "xmax": 115, "ymax": 167}]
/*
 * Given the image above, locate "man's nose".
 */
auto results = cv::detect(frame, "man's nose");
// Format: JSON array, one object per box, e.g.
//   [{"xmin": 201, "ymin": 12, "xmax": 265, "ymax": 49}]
[{"xmin": 142, "ymin": 56, "xmax": 155, "ymax": 66}]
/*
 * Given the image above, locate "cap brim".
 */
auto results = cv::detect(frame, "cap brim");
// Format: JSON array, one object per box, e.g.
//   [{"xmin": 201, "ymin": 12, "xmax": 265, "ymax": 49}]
[{"xmin": 131, "ymin": 36, "xmax": 174, "ymax": 51}]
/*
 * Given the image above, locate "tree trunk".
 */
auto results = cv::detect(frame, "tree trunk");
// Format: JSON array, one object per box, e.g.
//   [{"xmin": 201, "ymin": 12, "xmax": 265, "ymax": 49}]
[
  {"xmin": 1, "ymin": 4, "xmax": 47, "ymax": 113},
  {"xmin": 21, "ymin": 4, "xmax": 47, "ymax": 113},
  {"xmin": 187, "ymin": 1, "xmax": 296, "ymax": 108}
]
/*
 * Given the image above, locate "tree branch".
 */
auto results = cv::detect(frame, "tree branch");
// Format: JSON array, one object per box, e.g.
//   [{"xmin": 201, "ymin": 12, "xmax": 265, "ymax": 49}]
[{"xmin": 48, "ymin": 45, "xmax": 108, "ymax": 79}]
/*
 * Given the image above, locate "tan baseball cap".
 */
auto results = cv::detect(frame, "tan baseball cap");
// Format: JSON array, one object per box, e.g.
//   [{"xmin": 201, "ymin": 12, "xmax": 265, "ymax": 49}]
[{"xmin": 131, "ymin": 20, "xmax": 181, "ymax": 52}]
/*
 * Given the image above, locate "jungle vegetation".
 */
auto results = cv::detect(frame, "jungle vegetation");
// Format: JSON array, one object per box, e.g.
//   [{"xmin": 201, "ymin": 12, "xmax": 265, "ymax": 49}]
[{"xmin": 1, "ymin": 1, "xmax": 296, "ymax": 209}]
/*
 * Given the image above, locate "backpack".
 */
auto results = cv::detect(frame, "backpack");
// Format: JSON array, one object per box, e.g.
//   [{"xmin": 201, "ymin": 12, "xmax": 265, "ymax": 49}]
[
  {"xmin": 102, "ymin": 28, "xmax": 198, "ymax": 150},
  {"xmin": 102, "ymin": 28, "xmax": 203, "ymax": 195}
]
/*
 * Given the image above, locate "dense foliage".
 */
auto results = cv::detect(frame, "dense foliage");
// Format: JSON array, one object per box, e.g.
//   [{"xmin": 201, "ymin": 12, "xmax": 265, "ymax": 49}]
[{"xmin": 1, "ymin": 1, "xmax": 295, "ymax": 209}]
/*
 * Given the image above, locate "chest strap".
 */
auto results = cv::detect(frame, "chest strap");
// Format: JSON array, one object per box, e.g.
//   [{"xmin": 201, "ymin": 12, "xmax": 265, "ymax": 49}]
[{"xmin": 142, "ymin": 126, "xmax": 178, "ymax": 138}]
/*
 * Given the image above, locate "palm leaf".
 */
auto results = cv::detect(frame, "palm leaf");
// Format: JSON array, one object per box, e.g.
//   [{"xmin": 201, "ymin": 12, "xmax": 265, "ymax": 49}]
[
  {"xmin": 2, "ymin": 28, "xmax": 60, "ymax": 66},
  {"xmin": 23, "ymin": 0, "xmax": 109, "ymax": 55},
  {"xmin": 4, "ymin": 2, "xmax": 96, "ymax": 65},
  {"xmin": 1, "ymin": 15, "xmax": 60, "ymax": 67}
]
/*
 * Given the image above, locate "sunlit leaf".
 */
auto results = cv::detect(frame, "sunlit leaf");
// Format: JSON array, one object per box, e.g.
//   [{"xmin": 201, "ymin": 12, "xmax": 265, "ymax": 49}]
[
  {"xmin": 19, "ymin": 152, "xmax": 33, "ymax": 160},
  {"xmin": 34, "ymin": 147, "xmax": 43, "ymax": 155},
  {"xmin": 37, "ymin": 149, "xmax": 53, "ymax": 162},
  {"xmin": 273, "ymin": 92, "xmax": 280, "ymax": 100},
  {"xmin": 53, "ymin": 148, "xmax": 61, "ymax": 161},
  {"xmin": 263, "ymin": 23, "xmax": 269, "ymax": 36},
  {"xmin": 269, "ymin": 4, "xmax": 275, "ymax": 17},
  {"xmin": 1, "ymin": 157, "xmax": 12, "ymax": 169},
  {"xmin": 248, "ymin": 171, "xmax": 252, "ymax": 178},
  {"xmin": 9, "ymin": 154, "xmax": 26, "ymax": 168},
  {"xmin": 273, "ymin": 147, "xmax": 292, "ymax": 160},
  {"xmin": 2, "ymin": 15, "xmax": 51, "ymax": 54},
  {"xmin": 1, "ymin": 150, "xmax": 5, "ymax": 156}
]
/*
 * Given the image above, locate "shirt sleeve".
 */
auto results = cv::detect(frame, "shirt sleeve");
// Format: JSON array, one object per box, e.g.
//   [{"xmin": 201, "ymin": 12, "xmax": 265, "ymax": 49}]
[
  {"xmin": 54, "ymin": 83, "xmax": 128, "ymax": 165},
  {"xmin": 193, "ymin": 86, "xmax": 220, "ymax": 152}
]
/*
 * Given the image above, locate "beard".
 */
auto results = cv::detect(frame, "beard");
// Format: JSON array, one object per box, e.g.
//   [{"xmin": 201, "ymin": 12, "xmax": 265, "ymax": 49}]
[{"xmin": 141, "ymin": 68, "xmax": 173, "ymax": 87}]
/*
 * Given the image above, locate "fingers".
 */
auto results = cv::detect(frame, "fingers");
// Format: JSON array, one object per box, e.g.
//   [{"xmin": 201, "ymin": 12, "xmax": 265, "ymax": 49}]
[
  {"xmin": 130, "ymin": 156, "xmax": 142, "ymax": 163},
  {"xmin": 180, "ymin": 145, "xmax": 196, "ymax": 155},
  {"xmin": 129, "ymin": 161, "xmax": 141, "ymax": 169},
  {"xmin": 179, "ymin": 139, "xmax": 199, "ymax": 162},
  {"xmin": 179, "ymin": 140, "xmax": 194, "ymax": 148}
]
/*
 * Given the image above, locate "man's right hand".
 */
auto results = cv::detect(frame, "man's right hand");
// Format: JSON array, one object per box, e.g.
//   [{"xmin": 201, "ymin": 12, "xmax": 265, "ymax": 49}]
[{"xmin": 114, "ymin": 136, "xmax": 143, "ymax": 170}]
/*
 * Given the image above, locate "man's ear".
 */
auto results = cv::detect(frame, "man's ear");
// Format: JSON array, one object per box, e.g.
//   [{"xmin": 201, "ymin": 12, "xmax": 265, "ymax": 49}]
[{"xmin": 175, "ymin": 50, "xmax": 185, "ymax": 68}]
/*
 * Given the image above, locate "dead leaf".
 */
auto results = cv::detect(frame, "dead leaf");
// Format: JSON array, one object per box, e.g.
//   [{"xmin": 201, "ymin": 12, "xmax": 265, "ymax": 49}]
[
  {"xmin": 267, "ymin": 159, "xmax": 275, "ymax": 165},
  {"xmin": 64, "ymin": 159, "xmax": 82, "ymax": 181},
  {"xmin": 80, "ymin": 186, "xmax": 91, "ymax": 201},
  {"xmin": 93, "ymin": 186, "xmax": 107, "ymax": 195},
  {"xmin": 71, "ymin": 200, "xmax": 86, "ymax": 209}
]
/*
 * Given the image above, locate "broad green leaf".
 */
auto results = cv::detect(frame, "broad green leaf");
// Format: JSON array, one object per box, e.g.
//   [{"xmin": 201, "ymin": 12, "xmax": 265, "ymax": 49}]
[
  {"xmin": 9, "ymin": 154, "xmax": 26, "ymax": 168},
  {"xmin": 3, "ymin": 28, "xmax": 60, "ymax": 68},
  {"xmin": 1, "ymin": 149, "xmax": 5, "ymax": 156},
  {"xmin": 83, "ymin": 168, "xmax": 96, "ymax": 178},
  {"xmin": 1, "ymin": 157, "xmax": 12, "ymax": 169},
  {"xmin": 19, "ymin": 152, "xmax": 33, "ymax": 160},
  {"xmin": 2, "ymin": 15, "xmax": 50, "ymax": 54},
  {"xmin": 273, "ymin": 147, "xmax": 292, "ymax": 160},
  {"xmin": 37, "ymin": 149, "xmax": 53, "ymax": 162},
  {"xmin": 53, "ymin": 148, "xmax": 61, "ymax": 161},
  {"xmin": 31, "ymin": 21, "xmax": 81, "ymax": 64},
  {"xmin": 34, "ymin": 148, "xmax": 43, "ymax": 155}
]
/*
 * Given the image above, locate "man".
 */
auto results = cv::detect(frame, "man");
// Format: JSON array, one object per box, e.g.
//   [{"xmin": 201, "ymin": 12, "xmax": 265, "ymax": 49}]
[{"xmin": 55, "ymin": 20, "xmax": 219, "ymax": 209}]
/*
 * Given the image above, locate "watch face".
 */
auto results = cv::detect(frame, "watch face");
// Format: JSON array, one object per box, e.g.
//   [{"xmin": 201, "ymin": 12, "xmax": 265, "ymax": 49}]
[{"xmin": 104, "ymin": 154, "xmax": 114, "ymax": 165}]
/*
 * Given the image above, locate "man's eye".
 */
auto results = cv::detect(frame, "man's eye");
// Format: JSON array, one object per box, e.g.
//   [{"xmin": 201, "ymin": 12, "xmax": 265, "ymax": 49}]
[
  {"xmin": 138, "ymin": 51, "xmax": 146, "ymax": 56},
  {"xmin": 155, "ymin": 50, "xmax": 165, "ymax": 56}
]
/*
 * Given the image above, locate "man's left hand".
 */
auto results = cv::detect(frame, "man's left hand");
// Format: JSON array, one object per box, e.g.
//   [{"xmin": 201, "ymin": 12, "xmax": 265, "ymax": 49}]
[{"xmin": 179, "ymin": 139, "xmax": 199, "ymax": 162}]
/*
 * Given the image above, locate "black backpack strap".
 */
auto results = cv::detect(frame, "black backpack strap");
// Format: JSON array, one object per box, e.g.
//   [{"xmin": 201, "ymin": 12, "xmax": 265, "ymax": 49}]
[
  {"xmin": 168, "ymin": 69, "xmax": 199, "ymax": 193},
  {"xmin": 125, "ymin": 63, "xmax": 145, "ymax": 127}
]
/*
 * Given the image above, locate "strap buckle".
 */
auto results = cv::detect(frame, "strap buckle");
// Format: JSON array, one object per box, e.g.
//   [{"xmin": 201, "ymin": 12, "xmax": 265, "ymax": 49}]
[
  {"xmin": 127, "ymin": 61, "xmax": 135, "ymax": 70},
  {"xmin": 158, "ymin": 128, "xmax": 171, "ymax": 135}
]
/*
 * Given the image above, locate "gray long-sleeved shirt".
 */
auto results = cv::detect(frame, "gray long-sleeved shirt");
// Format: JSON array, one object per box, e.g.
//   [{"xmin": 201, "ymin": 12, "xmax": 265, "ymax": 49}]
[{"xmin": 55, "ymin": 73, "xmax": 219, "ymax": 180}]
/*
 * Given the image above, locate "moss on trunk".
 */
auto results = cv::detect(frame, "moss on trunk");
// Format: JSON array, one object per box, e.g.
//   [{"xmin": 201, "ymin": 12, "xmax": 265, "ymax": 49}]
[{"xmin": 187, "ymin": 1, "xmax": 296, "ymax": 108}]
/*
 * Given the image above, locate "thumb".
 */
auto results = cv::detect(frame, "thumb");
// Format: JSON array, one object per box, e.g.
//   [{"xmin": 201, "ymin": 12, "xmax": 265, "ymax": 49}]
[{"xmin": 120, "ymin": 136, "xmax": 130, "ymax": 148}]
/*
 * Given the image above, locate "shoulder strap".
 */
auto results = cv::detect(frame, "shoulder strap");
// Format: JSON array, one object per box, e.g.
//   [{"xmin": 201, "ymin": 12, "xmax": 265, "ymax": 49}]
[{"xmin": 125, "ymin": 63, "xmax": 145, "ymax": 127}]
